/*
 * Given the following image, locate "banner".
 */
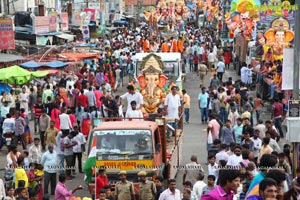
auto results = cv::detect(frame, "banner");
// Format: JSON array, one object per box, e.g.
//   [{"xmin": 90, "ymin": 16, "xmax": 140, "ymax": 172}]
[
  {"xmin": 282, "ymin": 48, "xmax": 300, "ymax": 90},
  {"xmin": 73, "ymin": 12, "xmax": 82, "ymax": 27},
  {"xmin": 49, "ymin": 12, "xmax": 58, "ymax": 32},
  {"xmin": 84, "ymin": 8, "xmax": 96, "ymax": 21},
  {"xmin": 34, "ymin": 16, "xmax": 50, "ymax": 34},
  {"xmin": 0, "ymin": 18, "xmax": 15, "ymax": 50},
  {"xmin": 61, "ymin": 13, "xmax": 69, "ymax": 31}
]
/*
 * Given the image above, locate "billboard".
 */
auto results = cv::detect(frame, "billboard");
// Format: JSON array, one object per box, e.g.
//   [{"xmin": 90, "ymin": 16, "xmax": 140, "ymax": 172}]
[
  {"xmin": 34, "ymin": 16, "xmax": 50, "ymax": 34},
  {"xmin": 0, "ymin": 18, "xmax": 15, "ymax": 50}
]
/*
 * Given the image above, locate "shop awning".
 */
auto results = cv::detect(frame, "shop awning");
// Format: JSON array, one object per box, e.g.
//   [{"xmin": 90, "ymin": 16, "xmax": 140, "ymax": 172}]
[
  {"xmin": 37, "ymin": 69, "xmax": 59, "ymax": 75},
  {"xmin": 60, "ymin": 52, "xmax": 100, "ymax": 61},
  {"xmin": 43, "ymin": 61, "xmax": 68, "ymax": 68},
  {"xmin": 0, "ymin": 53, "xmax": 25, "ymax": 63},
  {"xmin": 20, "ymin": 61, "xmax": 41, "ymax": 69},
  {"xmin": 55, "ymin": 33, "xmax": 76, "ymax": 41}
]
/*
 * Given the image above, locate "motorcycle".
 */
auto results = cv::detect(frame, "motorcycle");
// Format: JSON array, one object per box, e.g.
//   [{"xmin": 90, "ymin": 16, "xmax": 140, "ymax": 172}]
[{"xmin": 3, "ymin": 132, "xmax": 14, "ymax": 149}]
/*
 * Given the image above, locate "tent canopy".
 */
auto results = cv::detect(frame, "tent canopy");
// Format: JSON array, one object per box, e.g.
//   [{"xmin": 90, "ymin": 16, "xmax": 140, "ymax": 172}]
[
  {"xmin": 0, "ymin": 65, "xmax": 49, "ymax": 85},
  {"xmin": 20, "ymin": 60, "xmax": 68, "ymax": 69},
  {"xmin": 0, "ymin": 54, "xmax": 25, "ymax": 63},
  {"xmin": 0, "ymin": 83, "xmax": 12, "ymax": 94},
  {"xmin": 42, "ymin": 61, "xmax": 68, "ymax": 68},
  {"xmin": 20, "ymin": 61, "xmax": 41, "ymax": 68}
]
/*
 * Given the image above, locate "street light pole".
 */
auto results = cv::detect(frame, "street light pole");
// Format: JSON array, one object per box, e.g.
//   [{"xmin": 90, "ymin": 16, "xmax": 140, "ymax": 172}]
[
  {"xmin": 293, "ymin": 0, "xmax": 300, "ymax": 100},
  {"xmin": 292, "ymin": 0, "xmax": 300, "ymax": 176}
]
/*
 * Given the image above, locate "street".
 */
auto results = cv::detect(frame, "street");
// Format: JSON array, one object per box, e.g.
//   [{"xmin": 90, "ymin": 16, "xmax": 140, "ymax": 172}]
[{"xmin": 0, "ymin": 66, "xmax": 287, "ymax": 198}]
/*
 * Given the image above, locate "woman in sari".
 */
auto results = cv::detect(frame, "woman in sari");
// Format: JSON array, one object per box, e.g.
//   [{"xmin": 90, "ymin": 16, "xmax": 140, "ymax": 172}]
[
  {"xmin": 81, "ymin": 107, "xmax": 91, "ymax": 139},
  {"xmin": 70, "ymin": 85, "xmax": 79, "ymax": 109},
  {"xmin": 50, "ymin": 104, "xmax": 61, "ymax": 131},
  {"xmin": 109, "ymin": 69, "xmax": 115, "ymax": 90}
]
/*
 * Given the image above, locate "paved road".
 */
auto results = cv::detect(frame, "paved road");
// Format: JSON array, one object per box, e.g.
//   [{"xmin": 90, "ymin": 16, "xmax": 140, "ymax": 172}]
[{"xmin": 0, "ymin": 66, "xmax": 287, "ymax": 198}]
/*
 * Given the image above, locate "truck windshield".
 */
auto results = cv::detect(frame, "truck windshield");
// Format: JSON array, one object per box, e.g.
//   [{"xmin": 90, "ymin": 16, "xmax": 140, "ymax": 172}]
[{"xmin": 94, "ymin": 130, "xmax": 153, "ymax": 155}]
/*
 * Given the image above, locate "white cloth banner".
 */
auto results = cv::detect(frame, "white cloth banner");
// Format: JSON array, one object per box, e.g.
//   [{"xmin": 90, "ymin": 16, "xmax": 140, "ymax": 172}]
[{"xmin": 282, "ymin": 48, "xmax": 300, "ymax": 90}]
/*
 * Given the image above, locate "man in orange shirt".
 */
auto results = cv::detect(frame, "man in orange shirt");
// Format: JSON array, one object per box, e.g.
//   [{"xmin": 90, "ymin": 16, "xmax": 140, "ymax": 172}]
[
  {"xmin": 161, "ymin": 40, "xmax": 170, "ymax": 52},
  {"xmin": 143, "ymin": 37, "xmax": 149, "ymax": 53},
  {"xmin": 177, "ymin": 37, "xmax": 184, "ymax": 53},
  {"xmin": 170, "ymin": 37, "xmax": 178, "ymax": 52},
  {"xmin": 182, "ymin": 89, "xmax": 190, "ymax": 124}
]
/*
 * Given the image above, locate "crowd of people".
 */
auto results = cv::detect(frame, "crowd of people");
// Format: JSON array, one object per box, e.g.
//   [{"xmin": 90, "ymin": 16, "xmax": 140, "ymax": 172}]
[{"xmin": 0, "ymin": 15, "xmax": 294, "ymax": 200}]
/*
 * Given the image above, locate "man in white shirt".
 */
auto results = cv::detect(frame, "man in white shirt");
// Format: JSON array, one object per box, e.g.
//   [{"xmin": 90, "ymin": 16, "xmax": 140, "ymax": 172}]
[
  {"xmin": 28, "ymin": 138, "xmax": 42, "ymax": 164},
  {"xmin": 251, "ymin": 129, "xmax": 262, "ymax": 163},
  {"xmin": 208, "ymin": 50, "xmax": 216, "ymax": 69},
  {"xmin": 192, "ymin": 172, "xmax": 207, "ymax": 200},
  {"xmin": 216, "ymin": 144, "xmax": 229, "ymax": 163},
  {"xmin": 41, "ymin": 143, "xmax": 57, "ymax": 195},
  {"xmin": 125, "ymin": 101, "xmax": 143, "ymax": 120},
  {"xmin": 59, "ymin": 107, "xmax": 72, "ymax": 135},
  {"xmin": 121, "ymin": 85, "xmax": 144, "ymax": 112},
  {"xmin": 265, "ymin": 131, "xmax": 280, "ymax": 152},
  {"xmin": 158, "ymin": 179, "xmax": 181, "ymax": 200},
  {"xmin": 164, "ymin": 86, "xmax": 181, "ymax": 137},
  {"xmin": 72, "ymin": 126, "xmax": 86, "ymax": 173},
  {"xmin": 208, "ymin": 155, "xmax": 219, "ymax": 183},
  {"xmin": 66, "ymin": 77, "xmax": 75, "ymax": 92},
  {"xmin": 226, "ymin": 146, "xmax": 243, "ymax": 167}
]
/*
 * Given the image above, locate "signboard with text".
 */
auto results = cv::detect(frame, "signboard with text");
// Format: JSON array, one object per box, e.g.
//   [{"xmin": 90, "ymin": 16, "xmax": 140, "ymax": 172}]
[
  {"xmin": 34, "ymin": 16, "xmax": 50, "ymax": 34},
  {"xmin": 0, "ymin": 18, "xmax": 15, "ymax": 50},
  {"xmin": 288, "ymin": 100, "xmax": 300, "ymax": 118}
]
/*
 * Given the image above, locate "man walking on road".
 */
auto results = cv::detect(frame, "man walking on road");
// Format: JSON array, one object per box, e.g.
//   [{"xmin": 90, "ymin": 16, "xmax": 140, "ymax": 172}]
[
  {"xmin": 198, "ymin": 63, "xmax": 208, "ymax": 87},
  {"xmin": 13, "ymin": 111, "xmax": 27, "ymax": 150},
  {"xmin": 42, "ymin": 143, "xmax": 57, "ymax": 196},
  {"xmin": 216, "ymin": 58, "xmax": 225, "ymax": 82},
  {"xmin": 182, "ymin": 89, "xmax": 190, "ymax": 124},
  {"xmin": 198, "ymin": 87, "xmax": 209, "ymax": 123},
  {"xmin": 183, "ymin": 155, "xmax": 204, "ymax": 185}
]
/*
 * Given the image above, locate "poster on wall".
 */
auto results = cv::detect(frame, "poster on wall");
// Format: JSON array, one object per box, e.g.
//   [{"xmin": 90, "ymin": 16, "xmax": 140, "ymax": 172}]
[
  {"xmin": 73, "ymin": 12, "xmax": 82, "ymax": 27},
  {"xmin": 49, "ymin": 12, "xmax": 58, "ymax": 32},
  {"xmin": 61, "ymin": 13, "xmax": 69, "ymax": 31},
  {"xmin": 84, "ymin": 8, "xmax": 96, "ymax": 21},
  {"xmin": 0, "ymin": 18, "xmax": 15, "ymax": 50}
]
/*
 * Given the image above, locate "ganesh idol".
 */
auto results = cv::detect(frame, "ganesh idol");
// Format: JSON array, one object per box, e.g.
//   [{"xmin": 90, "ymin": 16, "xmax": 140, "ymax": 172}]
[{"xmin": 264, "ymin": 17, "xmax": 294, "ymax": 60}]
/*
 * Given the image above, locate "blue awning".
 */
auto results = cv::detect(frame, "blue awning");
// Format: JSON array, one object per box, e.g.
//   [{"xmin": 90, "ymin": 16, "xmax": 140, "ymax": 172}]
[
  {"xmin": 113, "ymin": 20, "xmax": 129, "ymax": 25},
  {"xmin": 20, "ymin": 61, "xmax": 41, "ymax": 68},
  {"xmin": 0, "ymin": 83, "xmax": 12, "ymax": 94},
  {"xmin": 43, "ymin": 61, "xmax": 68, "ymax": 68}
]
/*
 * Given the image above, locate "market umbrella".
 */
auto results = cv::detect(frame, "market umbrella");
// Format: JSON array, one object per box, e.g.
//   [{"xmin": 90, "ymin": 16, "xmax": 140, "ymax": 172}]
[
  {"xmin": 0, "ymin": 65, "xmax": 48, "ymax": 85},
  {"xmin": 0, "ymin": 65, "xmax": 32, "ymax": 85},
  {"xmin": 31, "ymin": 71, "xmax": 49, "ymax": 78}
]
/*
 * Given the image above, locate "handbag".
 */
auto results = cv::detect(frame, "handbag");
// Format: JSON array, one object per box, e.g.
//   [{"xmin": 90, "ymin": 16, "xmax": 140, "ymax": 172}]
[{"xmin": 207, "ymin": 130, "xmax": 213, "ymax": 144}]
